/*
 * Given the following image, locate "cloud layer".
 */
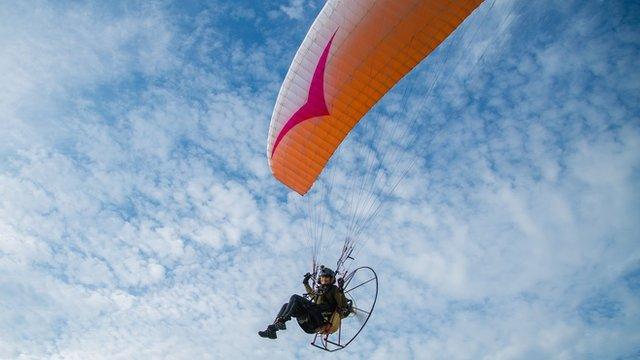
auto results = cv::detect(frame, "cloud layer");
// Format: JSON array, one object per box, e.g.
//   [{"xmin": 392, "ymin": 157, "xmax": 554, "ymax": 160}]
[{"xmin": 1, "ymin": 0, "xmax": 638, "ymax": 359}]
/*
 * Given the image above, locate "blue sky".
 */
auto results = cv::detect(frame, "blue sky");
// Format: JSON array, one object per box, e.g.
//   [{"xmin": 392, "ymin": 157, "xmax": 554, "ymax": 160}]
[{"xmin": 1, "ymin": 0, "xmax": 639, "ymax": 359}]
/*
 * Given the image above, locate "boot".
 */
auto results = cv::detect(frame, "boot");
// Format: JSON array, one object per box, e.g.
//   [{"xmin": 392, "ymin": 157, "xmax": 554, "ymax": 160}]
[{"xmin": 258, "ymin": 325, "xmax": 277, "ymax": 339}]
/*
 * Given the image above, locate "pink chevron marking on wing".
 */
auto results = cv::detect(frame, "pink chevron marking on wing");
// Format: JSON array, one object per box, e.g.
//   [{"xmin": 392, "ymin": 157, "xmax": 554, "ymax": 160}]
[{"xmin": 271, "ymin": 31, "xmax": 337, "ymax": 158}]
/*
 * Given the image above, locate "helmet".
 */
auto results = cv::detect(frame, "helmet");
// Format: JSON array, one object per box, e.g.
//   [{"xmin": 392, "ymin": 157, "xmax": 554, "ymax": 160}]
[{"xmin": 318, "ymin": 266, "xmax": 335, "ymax": 281}]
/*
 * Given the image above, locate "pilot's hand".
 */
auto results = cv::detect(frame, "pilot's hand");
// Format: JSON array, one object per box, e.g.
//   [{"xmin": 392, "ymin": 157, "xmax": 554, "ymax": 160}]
[
  {"xmin": 337, "ymin": 277, "xmax": 345, "ymax": 289},
  {"xmin": 303, "ymin": 272, "xmax": 312, "ymax": 284}
]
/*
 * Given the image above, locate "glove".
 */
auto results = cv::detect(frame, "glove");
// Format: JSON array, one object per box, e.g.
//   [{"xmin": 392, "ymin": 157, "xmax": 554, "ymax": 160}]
[
  {"xmin": 337, "ymin": 277, "xmax": 345, "ymax": 290},
  {"xmin": 303, "ymin": 272, "xmax": 312, "ymax": 285}
]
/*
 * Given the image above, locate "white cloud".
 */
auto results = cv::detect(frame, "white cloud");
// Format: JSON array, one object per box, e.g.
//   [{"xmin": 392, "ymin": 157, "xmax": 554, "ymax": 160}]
[
  {"xmin": 0, "ymin": 0, "xmax": 638, "ymax": 359},
  {"xmin": 280, "ymin": 0, "xmax": 306, "ymax": 20}
]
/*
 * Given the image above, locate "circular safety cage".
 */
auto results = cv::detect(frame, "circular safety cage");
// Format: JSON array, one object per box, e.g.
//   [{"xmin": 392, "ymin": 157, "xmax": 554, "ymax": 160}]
[{"xmin": 311, "ymin": 266, "xmax": 378, "ymax": 352}]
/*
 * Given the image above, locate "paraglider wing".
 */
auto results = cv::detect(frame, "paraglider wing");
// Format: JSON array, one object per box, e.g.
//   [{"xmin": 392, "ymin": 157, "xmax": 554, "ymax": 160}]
[{"xmin": 267, "ymin": 0, "xmax": 484, "ymax": 195}]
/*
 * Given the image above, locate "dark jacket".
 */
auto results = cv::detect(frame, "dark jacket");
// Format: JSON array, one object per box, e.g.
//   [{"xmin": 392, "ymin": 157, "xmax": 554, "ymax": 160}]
[{"xmin": 304, "ymin": 283, "xmax": 348, "ymax": 318}]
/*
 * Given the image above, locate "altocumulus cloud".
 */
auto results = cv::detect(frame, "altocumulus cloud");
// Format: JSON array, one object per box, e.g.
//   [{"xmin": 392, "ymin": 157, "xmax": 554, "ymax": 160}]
[{"xmin": 0, "ymin": 0, "xmax": 639, "ymax": 359}]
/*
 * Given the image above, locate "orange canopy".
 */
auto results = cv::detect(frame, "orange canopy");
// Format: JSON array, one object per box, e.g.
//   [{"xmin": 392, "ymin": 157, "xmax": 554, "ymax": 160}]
[{"xmin": 267, "ymin": 0, "xmax": 484, "ymax": 195}]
